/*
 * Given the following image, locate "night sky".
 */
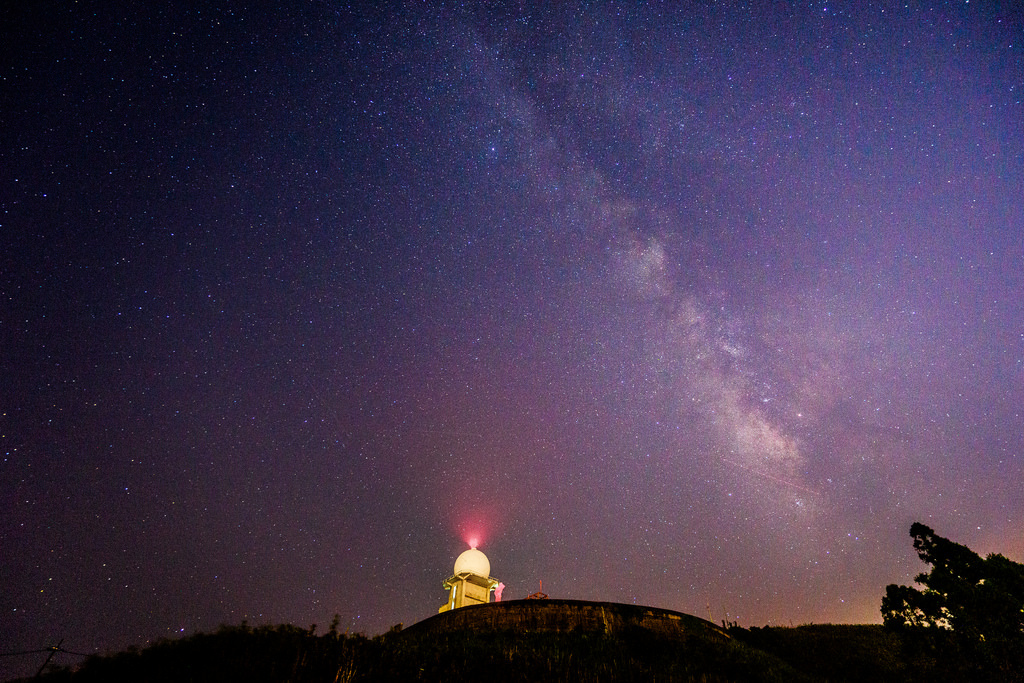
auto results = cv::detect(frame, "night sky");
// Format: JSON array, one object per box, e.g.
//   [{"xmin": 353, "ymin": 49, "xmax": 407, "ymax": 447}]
[{"xmin": 3, "ymin": 1, "xmax": 1023, "ymax": 677}]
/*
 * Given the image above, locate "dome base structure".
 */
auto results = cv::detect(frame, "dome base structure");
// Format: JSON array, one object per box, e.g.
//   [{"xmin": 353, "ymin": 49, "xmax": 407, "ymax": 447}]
[{"xmin": 439, "ymin": 571, "xmax": 499, "ymax": 612}]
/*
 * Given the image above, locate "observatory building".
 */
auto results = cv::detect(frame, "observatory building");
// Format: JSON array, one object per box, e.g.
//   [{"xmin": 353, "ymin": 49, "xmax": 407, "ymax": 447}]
[{"xmin": 439, "ymin": 547, "xmax": 500, "ymax": 612}]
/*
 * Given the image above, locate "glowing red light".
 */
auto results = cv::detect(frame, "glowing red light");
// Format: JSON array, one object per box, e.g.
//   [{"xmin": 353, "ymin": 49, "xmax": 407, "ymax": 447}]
[{"xmin": 452, "ymin": 505, "xmax": 496, "ymax": 552}]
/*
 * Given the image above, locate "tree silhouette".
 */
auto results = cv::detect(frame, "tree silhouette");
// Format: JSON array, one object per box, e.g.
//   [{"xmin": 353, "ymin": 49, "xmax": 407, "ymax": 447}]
[{"xmin": 882, "ymin": 522, "xmax": 1024, "ymax": 680}]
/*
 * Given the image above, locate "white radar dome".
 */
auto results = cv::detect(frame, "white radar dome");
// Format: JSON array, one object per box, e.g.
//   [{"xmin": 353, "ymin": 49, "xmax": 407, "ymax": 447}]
[{"xmin": 453, "ymin": 548, "xmax": 490, "ymax": 577}]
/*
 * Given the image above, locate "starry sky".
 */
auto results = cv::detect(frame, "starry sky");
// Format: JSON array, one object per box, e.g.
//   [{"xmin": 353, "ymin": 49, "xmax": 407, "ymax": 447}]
[{"xmin": 2, "ymin": 0, "xmax": 1023, "ymax": 677}]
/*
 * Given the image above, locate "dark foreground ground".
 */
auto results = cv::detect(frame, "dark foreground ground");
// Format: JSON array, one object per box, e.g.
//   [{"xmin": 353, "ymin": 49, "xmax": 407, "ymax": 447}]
[{"xmin": 9, "ymin": 600, "xmax": 1013, "ymax": 682}]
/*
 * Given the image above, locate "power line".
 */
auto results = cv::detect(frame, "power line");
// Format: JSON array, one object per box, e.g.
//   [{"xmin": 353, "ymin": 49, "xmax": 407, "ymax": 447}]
[
  {"xmin": 1, "ymin": 642, "xmax": 93, "ymax": 681},
  {"xmin": 0, "ymin": 644, "xmax": 92, "ymax": 658}
]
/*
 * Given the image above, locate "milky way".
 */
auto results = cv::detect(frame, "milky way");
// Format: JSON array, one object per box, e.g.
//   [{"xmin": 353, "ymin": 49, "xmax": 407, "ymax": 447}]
[{"xmin": 2, "ymin": 2, "xmax": 1022, "ymax": 678}]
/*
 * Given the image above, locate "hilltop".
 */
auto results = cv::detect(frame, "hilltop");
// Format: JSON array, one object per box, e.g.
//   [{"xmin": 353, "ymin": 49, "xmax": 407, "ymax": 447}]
[{"xmin": 12, "ymin": 600, "xmax": 968, "ymax": 682}]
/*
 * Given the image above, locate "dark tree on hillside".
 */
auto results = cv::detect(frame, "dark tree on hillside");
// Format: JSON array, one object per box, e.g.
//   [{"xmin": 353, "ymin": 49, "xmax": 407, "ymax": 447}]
[{"xmin": 882, "ymin": 522, "xmax": 1024, "ymax": 680}]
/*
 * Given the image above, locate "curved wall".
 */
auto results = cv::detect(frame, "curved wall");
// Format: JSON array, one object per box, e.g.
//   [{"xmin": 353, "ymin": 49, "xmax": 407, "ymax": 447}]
[{"xmin": 406, "ymin": 599, "xmax": 729, "ymax": 642}]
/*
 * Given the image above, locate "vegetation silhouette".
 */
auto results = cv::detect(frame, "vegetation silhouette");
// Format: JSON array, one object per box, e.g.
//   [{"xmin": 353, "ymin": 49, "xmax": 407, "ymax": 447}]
[
  {"xmin": 10, "ymin": 616, "xmax": 970, "ymax": 682},
  {"xmin": 881, "ymin": 522, "xmax": 1024, "ymax": 681},
  {"xmin": 13, "ymin": 523, "xmax": 1022, "ymax": 682},
  {"xmin": 18, "ymin": 615, "xmax": 807, "ymax": 683}
]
